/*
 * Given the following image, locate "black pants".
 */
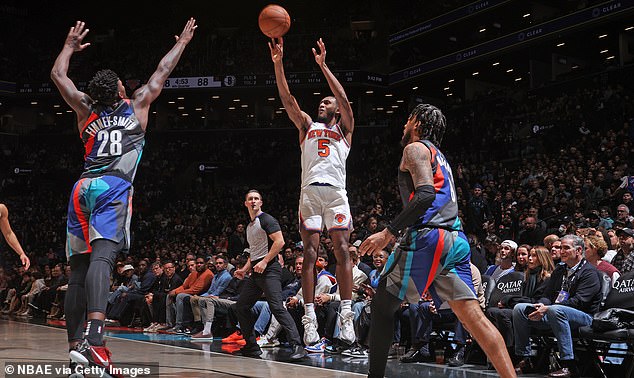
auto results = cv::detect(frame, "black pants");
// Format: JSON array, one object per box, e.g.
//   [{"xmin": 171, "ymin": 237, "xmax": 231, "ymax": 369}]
[
  {"xmin": 233, "ymin": 260, "xmax": 301, "ymax": 346},
  {"xmin": 151, "ymin": 292, "xmax": 167, "ymax": 324},
  {"xmin": 486, "ymin": 307, "xmax": 514, "ymax": 347},
  {"xmin": 368, "ymin": 279, "xmax": 402, "ymax": 378}
]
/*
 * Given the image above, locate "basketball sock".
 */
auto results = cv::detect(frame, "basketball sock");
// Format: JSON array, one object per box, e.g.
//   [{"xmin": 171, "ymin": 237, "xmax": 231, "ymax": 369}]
[
  {"xmin": 203, "ymin": 322, "xmax": 212, "ymax": 335},
  {"xmin": 304, "ymin": 303, "xmax": 316, "ymax": 319},
  {"xmin": 85, "ymin": 319, "xmax": 105, "ymax": 346},
  {"xmin": 340, "ymin": 299, "xmax": 352, "ymax": 314}
]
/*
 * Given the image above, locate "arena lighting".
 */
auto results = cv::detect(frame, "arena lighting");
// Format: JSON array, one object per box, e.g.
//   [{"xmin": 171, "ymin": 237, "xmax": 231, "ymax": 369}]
[
  {"xmin": 275, "ymin": 110, "xmax": 282, "ymax": 114},
  {"xmin": 479, "ymin": 28, "xmax": 486, "ymax": 33},
  {"xmin": 557, "ymin": 42, "xmax": 565, "ymax": 47},
  {"xmin": 177, "ymin": 97, "xmax": 184, "ymax": 100},
  {"xmin": 241, "ymin": 104, "xmax": 248, "ymax": 108},
  {"xmin": 472, "ymin": 72, "xmax": 479, "ymax": 76},
  {"xmin": 376, "ymin": 107, "xmax": 384, "ymax": 110},
  {"xmin": 626, "ymin": 26, "xmax": 634, "ymax": 31},
  {"xmin": 506, "ymin": 68, "xmax": 514, "ymax": 73},
  {"xmin": 152, "ymin": 111, "xmax": 157, "ymax": 114},
  {"xmin": 600, "ymin": 49, "xmax": 609, "ymax": 54},
  {"xmin": 448, "ymin": 79, "xmax": 454, "ymax": 83},
  {"xmin": 449, "ymin": 36, "xmax": 457, "ymax": 42},
  {"xmin": 195, "ymin": 108, "xmax": 202, "ymax": 111},
  {"xmin": 396, "ymin": 99, "xmax": 404, "ymax": 103},
  {"xmin": 444, "ymin": 87, "xmax": 450, "ymax": 90},
  {"xmin": 515, "ymin": 77, "xmax": 522, "ymax": 81},
  {"xmin": 233, "ymin": 99, "xmax": 240, "ymax": 102},
  {"xmin": 177, "ymin": 106, "xmax": 184, "ymax": 110},
  {"xmin": 391, "ymin": 105, "xmax": 399, "ymax": 108},
  {"xmin": 386, "ymin": 110, "xmax": 394, "ymax": 114},
  {"xmin": 229, "ymin": 107, "xmax": 236, "ymax": 110},
  {"xmin": 168, "ymin": 101, "xmax": 175, "ymax": 104},
  {"xmin": 412, "ymin": 86, "xmax": 418, "ymax": 90},
  {"xmin": 56, "ymin": 112, "xmax": 63, "ymax": 115},
  {"xmin": 385, "ymin": 94, "xmax": 393, "ymax": 97},
  {"xmin": 30, "ymin": 101, "xmax": 37, "ymax": 105},
  {"xmin": 53, "ymin": 104, "xmax": 60, "ymax": 108},
  {"xmin": 201, "ymin": 116, "xmax": 205, "ymax": 119},
  {"xmin": 598, "ymin": 34, "xmax": 607, "ymax": 39},
  {"xmin": 523, "ymin": 13, "xmax": 530, "ymax": 18},
  {"xmin": 212, "ymin": 95, "xmax": 220, "ymax": 99},
  {"xmin": 267, "ymin": 97, "xmax": 275, "ymax": 100},
  {"xmin": 313, "ymin": 92, "xmax": 320, "ymax": 95},
  {"xmin": 365, "ymin": 90, "xmax": 374, "ymax": 94},
  {"xmin": 66, "ymin": 110, "xmax": 72, "ymax": 113},
  {"xmin": 492, "ymin": 62, "xmax": 500, "ymax": 66},
  {"xmin": 446, "ymin": 93, "xmax": 453, "ymax": 96},
  {"xmin": 572, "ymin": 65, "xmax": 579, "ymax": 69},
  {"xmin": 182, "ymin": 113, "xmax": 189, "ymax": 116},
  {"xmin": 607, "ymin": 55, "xmax": 615, "ymax": 59}
]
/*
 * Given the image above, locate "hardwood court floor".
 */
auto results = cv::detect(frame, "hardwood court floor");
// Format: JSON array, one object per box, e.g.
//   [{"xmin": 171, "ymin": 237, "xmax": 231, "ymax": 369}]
[{"xmin": 0, "ymin": 317, "xmax": 518, "ymax": 377}]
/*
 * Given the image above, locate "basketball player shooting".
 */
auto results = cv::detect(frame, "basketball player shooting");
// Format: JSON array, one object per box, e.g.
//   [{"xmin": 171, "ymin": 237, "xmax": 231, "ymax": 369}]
[{"xmin": 269, "ymin": 37, "xmax": 356, "ymax": 347}]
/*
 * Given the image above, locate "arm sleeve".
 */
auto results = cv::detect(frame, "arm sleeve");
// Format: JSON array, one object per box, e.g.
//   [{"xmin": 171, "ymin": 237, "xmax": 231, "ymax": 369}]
[{"xmin": 387, "ymin": 185, "xmax": 436, "ymax": 235}]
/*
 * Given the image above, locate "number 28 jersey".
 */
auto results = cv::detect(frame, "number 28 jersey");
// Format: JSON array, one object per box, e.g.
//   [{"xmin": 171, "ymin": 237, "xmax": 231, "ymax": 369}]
[
  {"xmin": 300, "ymin": 122, "xmax": 350, "ymax": 189},
  {"xmin": 79, "ymin": 99, "xmax": 145, "ymax": 183}
]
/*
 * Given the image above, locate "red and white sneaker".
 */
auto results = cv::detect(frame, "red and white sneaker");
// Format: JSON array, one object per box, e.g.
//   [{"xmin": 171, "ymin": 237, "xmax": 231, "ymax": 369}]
[{"xmin": 69, "ymin": 340, "xmax": 123, "ymax": 378}]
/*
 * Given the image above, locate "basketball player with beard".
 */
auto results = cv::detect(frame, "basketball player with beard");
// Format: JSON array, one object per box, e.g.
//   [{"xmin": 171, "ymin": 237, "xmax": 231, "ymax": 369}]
[
  {"xmin": 360, "ymin": 104, "xmax": 515, "ymax": 378},
  {"xmin": 269, "ymin": 37, "xmax": 356, "ymax": 347}
]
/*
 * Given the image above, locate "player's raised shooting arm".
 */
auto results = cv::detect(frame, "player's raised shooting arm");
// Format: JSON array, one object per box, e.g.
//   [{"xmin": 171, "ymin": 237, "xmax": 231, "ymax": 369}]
[
  {"xmin": 313, "ymin": 38, "xmax": 354, "ymax": 136},
  {"xmin": 133, "ymin": 18, "xmax": 197, "ymax": 110},
  {"xmin": 51, "ymin": 21, "xmax": 91, "ymax": 124},
  {"xmin": 269, "ymin": 38, "xmax": 311, "ymax": 133}
]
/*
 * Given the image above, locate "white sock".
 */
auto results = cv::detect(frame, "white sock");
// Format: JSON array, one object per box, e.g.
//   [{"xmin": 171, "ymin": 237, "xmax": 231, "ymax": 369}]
[
  {"xmin": 203, "ymin": 322, "xmax": 212, "ymax": 335},
  {"xmin": 304, "ymin": 303, "xmax": 316, "ymax": 319},
  {"xmin": 340, "ymin": 300, "xmax": 352, "ymax": 314}
]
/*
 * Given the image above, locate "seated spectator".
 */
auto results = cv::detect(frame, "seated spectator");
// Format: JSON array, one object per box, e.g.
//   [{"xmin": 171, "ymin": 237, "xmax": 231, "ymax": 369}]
[
  {"xmin": 611, "ymin": 228, "xmax": 634, "ymax": 273},
  {"xmin": 189, "ymin": 255, "xmax": 233, "ymax": 338},
  {"xmin": 615, "ymin": 204, "xmax": 633, "ymax": 229},
  {"xmin": 145, "ymin": 261, "xmax": 183, "ymax": 332},
  {"xmin": 487, "ymin": 246, "xmax": 554, "ymax": 359},
  {"xmin": 584, "ymin": 234, "xmax": 620, "ymax": 284},
  {"xmin": 598, "ymin": 207, "xmax": 614, "ymax": 230},
  {"xmin": 166, "ymin": 256, "xmax": 213, "ymax": 334},
  {"xmin": 512, "ymin": 235, "xmax": 602, "ymax": 377},
  {"xmin": 485, "ymin": 240, "xmax": 517, "ymax": 282},
  {"xmin": 515, "ymin": 244, "xmax": 530, "ymax": 273}
]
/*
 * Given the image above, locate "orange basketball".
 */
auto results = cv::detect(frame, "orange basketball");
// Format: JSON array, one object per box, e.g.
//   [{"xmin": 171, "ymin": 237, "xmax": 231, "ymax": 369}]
[{"xmin": 258, "ymin": 4, "xmax": 291, "ymax": 38}]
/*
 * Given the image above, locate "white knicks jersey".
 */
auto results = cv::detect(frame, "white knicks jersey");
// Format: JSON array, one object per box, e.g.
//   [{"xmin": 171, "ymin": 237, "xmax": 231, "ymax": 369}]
[{"xmin": 300, "ymin": 122, "xmax": 350, "ymax": 189}]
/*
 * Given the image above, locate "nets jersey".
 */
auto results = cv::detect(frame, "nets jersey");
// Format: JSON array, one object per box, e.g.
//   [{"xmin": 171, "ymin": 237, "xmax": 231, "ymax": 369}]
[
  {"xmin": 398, "ymin": 140, "xmax": 462, "ymax": 231},
  {"xmin": 300, "ymin": 122, "xmax": 349, "ymax": 189},
  {"xmin": 80, "ymin": 99, "xmax": 145, "ymax": 183}
]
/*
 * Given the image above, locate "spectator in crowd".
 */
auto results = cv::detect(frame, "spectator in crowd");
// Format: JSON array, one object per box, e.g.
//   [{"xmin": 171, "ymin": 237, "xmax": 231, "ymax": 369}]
[
  {"xmin": 515, "ymin": 244, "xmax": 530, "ymax": 273},
  {"xmin": 228, "ymin": 224, "xmax": 247, "ymax": 259},
  {"xmin": 189, "ymin": 255, "xmax": 233, "ymax": 339},
  {"xmin": 584, "ymin": 234, "xmax": 620, "ymax": 284},
  {"xmin": 512, "ymin": 235, "xmax": 602, "ymax": 377},
  {"xmin": 145, "ymin": 261, "xmax": 183, "ymax": 331},
  {"xmin": 487, "ymin": 246, "xmax": 554, "ymax": 359},
  {"xmin": 485, "ymin": 240, "xmax": 517, "ymax": 282},
  {"xmin": 467, "ymin": 184, "xmax": 492, "ymax": 239},
  {"xmin": 615, "ymin": 204, "xmax": 633, "ymax": 228},
  {"xmin": 612, "ymin": 228, "xmax": 634, "ymax": 273},
  {"xmin": 166, "ymin": 256, "xmax": 213, "ymax": 334},
  {"xmin": 518, "ymin": 217, "xmax": 546, "ymax": 247}
]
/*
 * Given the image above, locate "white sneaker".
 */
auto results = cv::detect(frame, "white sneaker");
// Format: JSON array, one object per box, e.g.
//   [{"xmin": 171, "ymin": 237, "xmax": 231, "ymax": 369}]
[
  {"xmin": 257, "ymin": 336, "xmax": 281, "ymax": 348},
  {"xmin": 338, "ymin": 310, "xmax": 356, "ymax": 345},
  {"xmin": 143, "ymin": 322, "xmax": 157, "ymax": 332},
  {"xmin": 302, "ymin": 315, "xmax": 320, "ymax": 346}
]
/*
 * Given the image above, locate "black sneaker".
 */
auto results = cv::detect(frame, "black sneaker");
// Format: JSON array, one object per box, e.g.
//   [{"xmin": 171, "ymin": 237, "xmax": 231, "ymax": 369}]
[
  {"xmin": 238, "ymin": 343, "xmax": 262, "ymax": 358},
  {"xmin": 289, "ymin": 344, "xmax": 307, "ymax": 361},
  {"xmin": 447, "ymin": 346, "xmax": 465, "ymax": 367}
]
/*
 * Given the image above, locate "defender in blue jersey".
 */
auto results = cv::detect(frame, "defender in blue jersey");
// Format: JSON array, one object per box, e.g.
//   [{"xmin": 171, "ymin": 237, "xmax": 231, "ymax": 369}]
[
  {"xmin": 51, "ymin": 19, "xmax": 197, "ymax": 374},
  {"xmin": 360, "ymin": 104, "xmax": 515, "ymax": 378}
]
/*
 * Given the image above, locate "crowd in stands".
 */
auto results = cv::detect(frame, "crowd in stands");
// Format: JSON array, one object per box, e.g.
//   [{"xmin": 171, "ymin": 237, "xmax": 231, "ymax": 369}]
[{"xmin": 1, "ymin": 60, "xmax": 633, "ymax": 375}]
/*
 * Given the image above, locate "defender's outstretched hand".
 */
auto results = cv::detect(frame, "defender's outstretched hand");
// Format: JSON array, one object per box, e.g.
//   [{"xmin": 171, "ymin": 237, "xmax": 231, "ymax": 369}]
[
  {"xmin": 65, "ymin": 21, "xmax": 90, "ymax": 52},
  {"xmin": 312, "ymin": 38, "xmax": 326, "ymax": 67},
  {"xmin": 175, "ymin": 17, "xmax": 198, "ymax": 44}
]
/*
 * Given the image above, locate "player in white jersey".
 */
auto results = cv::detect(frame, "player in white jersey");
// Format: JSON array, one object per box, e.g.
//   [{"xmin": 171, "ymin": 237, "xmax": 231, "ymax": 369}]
[{"xmin": 269, "ymin": 37, "xmax": 356, "ymax": 346}]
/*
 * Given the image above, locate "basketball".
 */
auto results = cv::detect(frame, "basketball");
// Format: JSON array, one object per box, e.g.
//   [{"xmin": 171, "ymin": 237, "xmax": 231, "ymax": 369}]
[{"xmin": 258, "ymin": 4, "xmax": 290, "ymax": 38}]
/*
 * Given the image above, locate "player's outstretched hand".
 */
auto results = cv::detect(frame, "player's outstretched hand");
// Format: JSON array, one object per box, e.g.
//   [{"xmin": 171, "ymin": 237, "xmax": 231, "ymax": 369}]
[
  {"xmin": 312, "ymin": 38, "xmax": 326, "ymax": 67},
  {"xmin": 268, "ymin": 37, "xmax": 284, "ymax": 63},
  {"xmin": 65, "ymin": 21, "xmax": 91, "ymax": 52},
  {"xmin": 175, "ymin": 17, "xmax": 198, "ymax": 44}
]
